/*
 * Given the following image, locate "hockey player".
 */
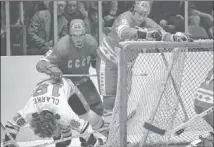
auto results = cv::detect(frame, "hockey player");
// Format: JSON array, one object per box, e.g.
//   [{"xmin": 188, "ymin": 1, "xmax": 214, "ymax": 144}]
[
  {"xmin": 96, "ymin": 1, "xmax": 190, "ymax": 119},
  {"xmin": 193, "ymin": 68, "xmax": 213, "ymax": 146},
  {"xmin": 36, "ymin": 19, "xmax": 106, "ymax": 146},
  {"xmin": 2, "ymin": 78, "xmax": 106, "ymax": 147}
]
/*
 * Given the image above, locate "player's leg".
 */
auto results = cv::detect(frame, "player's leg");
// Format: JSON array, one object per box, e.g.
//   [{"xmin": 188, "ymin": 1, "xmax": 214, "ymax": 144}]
[
  {"xmin": 96, "ymin": 57, "xmax": 118, "ymax": 117},
  {"xmin": 68, "ymin": 90, "xmax": 107, "ymax": 146},
  {"xmin": 68, "ymin": 93, "xmax": 104, "ymax": 129},
  {"xmin": 77, "ymin": 78, "xmax": 104, "ymax": 116}
]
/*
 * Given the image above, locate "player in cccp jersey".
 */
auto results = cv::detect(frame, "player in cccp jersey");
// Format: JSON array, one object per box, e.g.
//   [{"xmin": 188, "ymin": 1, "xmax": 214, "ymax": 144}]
[
  {"xmin": 96, "ymin": 1, "xmax": 190, "ymax": 119},
  {"xmin": 36, "ymin": 19, "xmax": 106, "ymax": 146},
  {"xmin": 2, "ymin": 78, "xmax": 106, "ymax": 147}
]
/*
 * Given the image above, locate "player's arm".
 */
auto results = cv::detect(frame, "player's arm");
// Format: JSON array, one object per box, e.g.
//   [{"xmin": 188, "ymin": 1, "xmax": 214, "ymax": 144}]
[
  {"xmin": 3, "ymin": 112, "xmax": 27, "ymax": 147},
  {"xmin": 36, "ymin": 49, "xmax": 61, "ymax": 73},
  {"xmin": 115, "ymin": 17, "xmax": 139, "ymax": 40},
  {"xmin": 36, "ymin": 37, "xmax": 68, "ymax": 81},
  {"xmin": 2, "ymin": 97, "xmax": 34, "ymax": 147},
  {"xmin": 36, "ymin": 49, "xmax": 63, "ymax": 81},
  {"xmin": 144, "ymin": 18, "xmax": 190, "ymax": 42},
  {"xmin": 116, "ymin": 17, "xmax": 161, "ymax": 41}
]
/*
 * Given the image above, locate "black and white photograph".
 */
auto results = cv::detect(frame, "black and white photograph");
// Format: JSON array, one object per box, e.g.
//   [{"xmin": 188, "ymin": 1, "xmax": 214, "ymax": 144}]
[{"xmin": 1, "ymin": 1, "xmax": 213, "ymax": 147}]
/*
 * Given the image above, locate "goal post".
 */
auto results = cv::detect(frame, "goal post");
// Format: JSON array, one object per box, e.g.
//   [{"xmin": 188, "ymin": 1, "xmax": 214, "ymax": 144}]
[{"xmin": 105, "ymin": 40, "xmax": 213, "ymax": 147}]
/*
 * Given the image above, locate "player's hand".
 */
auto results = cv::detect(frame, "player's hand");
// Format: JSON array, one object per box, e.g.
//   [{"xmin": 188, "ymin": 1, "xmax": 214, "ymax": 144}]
[
  {"xmin": 78, "ymin": 2, "xmax": 88, "ymax": 18},
  {"xmin": 44, "ymin": 40, "xmax": 53, "ymax": 47},
  {"xmin": 47, "ymin": 66, "xmax": 62, "ymax": 82},
  {"xmin": 148, "ymin": 29, "xmax": 162, "ymax": 41},
  {"xmin": 176, "ymin": 14, "xmax": 184, "ymax": 20},
  {"xmin": 136, "ymin": 27, "xmax": 147, "ymax": 40},
  {"xmin": 173, "ymin": 32, "xmax": 188, "ymax": 42}
]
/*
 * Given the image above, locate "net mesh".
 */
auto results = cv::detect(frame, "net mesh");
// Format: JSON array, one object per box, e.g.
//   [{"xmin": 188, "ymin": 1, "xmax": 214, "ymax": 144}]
[{"xmin": 105, "ymin": 40, "xmax": 213, "ymax": 147}]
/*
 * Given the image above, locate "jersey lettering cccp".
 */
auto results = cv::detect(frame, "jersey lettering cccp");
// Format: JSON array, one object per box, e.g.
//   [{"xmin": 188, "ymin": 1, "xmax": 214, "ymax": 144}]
[
  {"xmin": 6, "ymin": 78, "xmax": 88, "ymax": 138},
  {"xmin": 43, "ymin": 34, "xmax": 98, "ymax": 84}
]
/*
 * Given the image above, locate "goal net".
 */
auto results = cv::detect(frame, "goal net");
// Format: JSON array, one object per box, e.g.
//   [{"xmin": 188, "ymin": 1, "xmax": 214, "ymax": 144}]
[{"xmin": 105, "ymin": 40, "xmax": 213, "ymax": 147}]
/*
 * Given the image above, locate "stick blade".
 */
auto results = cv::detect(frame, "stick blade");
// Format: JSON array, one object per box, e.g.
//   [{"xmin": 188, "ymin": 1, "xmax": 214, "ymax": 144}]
[{"xmin": 143, "ymin": 122, "xmax": 166, "ymax": 135}]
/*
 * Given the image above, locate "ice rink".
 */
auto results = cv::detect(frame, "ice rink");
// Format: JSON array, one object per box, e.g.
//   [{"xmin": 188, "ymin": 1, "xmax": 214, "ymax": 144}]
[{"xmin": 1, "ymin": 50, "xmax": 213, "ymax": 147}]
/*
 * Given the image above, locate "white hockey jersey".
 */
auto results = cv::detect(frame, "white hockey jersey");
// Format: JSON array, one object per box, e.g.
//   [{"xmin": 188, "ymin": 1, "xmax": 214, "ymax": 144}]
[{"xmin": 5, "ymin": 78, "xmax": 88, "ymax": 138}]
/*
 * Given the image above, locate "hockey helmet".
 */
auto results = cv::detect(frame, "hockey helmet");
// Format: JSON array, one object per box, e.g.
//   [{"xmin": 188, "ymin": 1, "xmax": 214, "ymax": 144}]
[
  {"xmin": 134, "ymin": 1, "xmax": 151, "ymax": 14},
  {"xmin": 69, "ymin": 19, "xmax": 86, "ymax": 48}
]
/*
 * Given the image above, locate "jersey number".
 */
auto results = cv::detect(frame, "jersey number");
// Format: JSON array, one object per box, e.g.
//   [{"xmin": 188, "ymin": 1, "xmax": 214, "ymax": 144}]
[{"xmin": 33, "ymin": 84, "xmax": 62, "ymax": 97}]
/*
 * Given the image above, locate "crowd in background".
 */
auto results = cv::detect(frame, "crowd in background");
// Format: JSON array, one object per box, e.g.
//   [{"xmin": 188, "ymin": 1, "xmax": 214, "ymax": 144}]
[{"xmin": 1, "ymin": 1, "xmax": 213, "ymax": 56}]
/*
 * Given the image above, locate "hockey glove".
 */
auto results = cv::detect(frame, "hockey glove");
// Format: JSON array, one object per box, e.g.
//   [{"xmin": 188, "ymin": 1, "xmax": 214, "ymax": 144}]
[
  {"xmin": 136, "ymin": 27, "xmax": 148, "ymax": 40},
  {"xmin": 149, "ymin": 29, "xmax": 162, "ymax": 41},
  {"xmin": 136, "ymin": 27, "xmax": 162, "ymax": 41},
  {"xmin": 173, "ymin": 32, "xmax": 189, "ymax": 42},
  {"xmin": 47, "ymin": 65, "xmax": 63, "ymax": 82}
]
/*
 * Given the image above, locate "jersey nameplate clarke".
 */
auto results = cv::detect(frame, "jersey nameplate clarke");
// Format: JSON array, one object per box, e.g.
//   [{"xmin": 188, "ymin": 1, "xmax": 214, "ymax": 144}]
[{"xmin": 33, "ymin": 97, "xmax": 59, "ymax": 105}]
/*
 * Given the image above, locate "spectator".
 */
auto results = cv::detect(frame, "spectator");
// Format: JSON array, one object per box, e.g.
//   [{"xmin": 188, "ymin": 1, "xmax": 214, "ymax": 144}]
[
  {"xmin": 116, "ymin": 1, "xmax": 135, "ymax": 16},
  {"xmin": 102, "ymin": 1, "xmax": 118, "ymax": 27},
  {"xmin": 188, "ymin": 1, "xmax": 213, "ymax": 38},
  {"xmin": 63, "ymin": 1, "xmax": 90, "ymax": 34},
  {"xmin": 9, "ymin": 1, "xmax": 20, "ymax": 25},
  {"xmin": 150, "ymin": 1, "xmax": 184, "ymax": 33},
  {"xmin": 27, "ymin": 1, "xmax": 68, "ymax": 55},
  {"xmin": 88, "ymin": 7, "xmax": 99, "ymax": 42},
  {"xmin": 1, "ymin": 1, "xmax": 6, "ymax": 56},
  {"xmin": 23, "ymin": 1, "xmax": 47, "ymax": 27}
]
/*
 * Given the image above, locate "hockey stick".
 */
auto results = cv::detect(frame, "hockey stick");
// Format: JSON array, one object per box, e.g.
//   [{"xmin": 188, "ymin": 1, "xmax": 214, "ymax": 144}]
[
  {"xmin": 127, "ymin": 109, "xmax": 137, "ymax": 122},
  {"xmin": 64, "ymin": 74, "xmax": 98, "ymax": 77},
  {"xmin": 143, "ymin": 106, "xmax": 213, "ymax": 136},
  {"xmin": 63, "ymin": 73, "xmax": 148, "ymax": 77},
  {"xmin": 30, "ymin": 126, "xmax": 109, "ymax": 147},
  {"xmin": 139, "ymin": 48, "xmax": 180, "ymax": 147},
  {"xmin": 1, "ymin": 122, "xmax": 20, "ymax": 147},
  {"xmin": 160, "ymin": 52, "xmax": 189, "ymax": 122}
]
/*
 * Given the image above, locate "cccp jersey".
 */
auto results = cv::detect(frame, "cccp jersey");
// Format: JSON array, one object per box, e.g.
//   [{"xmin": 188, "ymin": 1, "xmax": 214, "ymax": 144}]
[
  {"xmin": 99, "ymin": 11, "xmax": 172, "ymax": 65},
  {"xmin": 105, "ymin": 11, "xmax": 171, "ymax": 51},
  {"xmin": 44, "ymin": 34, "xmax": 98, "ymax": 83}
]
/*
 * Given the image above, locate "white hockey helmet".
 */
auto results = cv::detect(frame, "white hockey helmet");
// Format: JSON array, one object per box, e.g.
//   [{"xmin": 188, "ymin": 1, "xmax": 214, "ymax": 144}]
[
  {"xmin": 69, "ymin": 19, "xmax": 86, "ymax": 48},
  {"xmin": 134, "ymin": 1, "xmax": 151, "ymax": 14}
]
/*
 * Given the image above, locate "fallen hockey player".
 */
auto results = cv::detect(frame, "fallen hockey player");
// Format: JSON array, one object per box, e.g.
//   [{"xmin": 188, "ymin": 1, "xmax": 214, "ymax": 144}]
[{"xmin": 2, "ymin": 77, "xmax": 106, "ymax": 147}]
